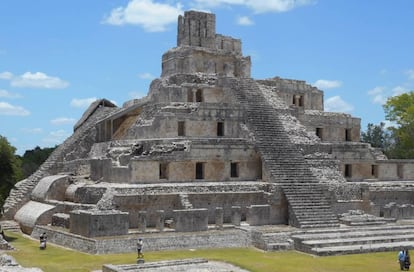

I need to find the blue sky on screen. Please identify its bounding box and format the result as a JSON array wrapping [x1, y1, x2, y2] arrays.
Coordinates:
[[0, 0, 413, 155]]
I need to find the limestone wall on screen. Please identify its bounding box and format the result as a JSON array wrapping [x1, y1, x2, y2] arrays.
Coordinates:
[[188, 192, 266, 223], [32, 225, 251, 254], [151, 84, 238, 104], [90, 140, 261, 183], [112, 194, 181, 227], [301, 111, 361, 142], [376, 160, 414, 180], [69, 209, 129, 237], [177, 11, 216, 49], [161, 48, 250, 78], [257, 78, 323, 111]]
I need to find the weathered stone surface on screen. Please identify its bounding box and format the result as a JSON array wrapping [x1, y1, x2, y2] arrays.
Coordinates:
[[247, 205, 270, 226], [69, 209, 129, 237], [5, 9, 414, 258], [14, 201, 56, 234], [173, 209, 208, 232], [31, 175, 70, 202]]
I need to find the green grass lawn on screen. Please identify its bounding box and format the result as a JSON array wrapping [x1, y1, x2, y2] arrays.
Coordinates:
[[4, 231, 404, 272]]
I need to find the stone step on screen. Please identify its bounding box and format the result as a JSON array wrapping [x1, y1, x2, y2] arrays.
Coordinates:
[[312, 241, 414, 256], [234, 79, 339, 228], [292, 225, 414, 255], [0, 220, 21, 233]]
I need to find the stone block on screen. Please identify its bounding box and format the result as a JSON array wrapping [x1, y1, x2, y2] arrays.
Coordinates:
[[70, 209, 129, 237], [31, 175, 70, 201], [52, 213, 70, 229], [173, 209, 208, 232], [246, 205, 270, 226], [231, 206, 241, 226], [155, 210, 165, 232], [138, 211, 147, 233], [14, 201, 57, 234], [215, 207, 223, 229]]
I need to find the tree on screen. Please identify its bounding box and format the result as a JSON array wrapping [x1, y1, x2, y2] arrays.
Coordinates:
[[383, 91, 414, 158], [361, 122, 388, 148], [0, 136, 22, 207], [20, 146, 55, 178]]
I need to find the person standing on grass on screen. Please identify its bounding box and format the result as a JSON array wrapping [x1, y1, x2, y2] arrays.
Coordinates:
[[404, 250, 411, 270], [399, 250, 407, 270], [137, 238, 144, 258]]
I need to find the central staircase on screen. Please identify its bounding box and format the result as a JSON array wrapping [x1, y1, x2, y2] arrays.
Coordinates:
[[231, 78, 339, 228]]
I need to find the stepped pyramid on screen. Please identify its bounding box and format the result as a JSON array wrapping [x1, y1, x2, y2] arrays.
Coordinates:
[[4, 10, 414, 255]]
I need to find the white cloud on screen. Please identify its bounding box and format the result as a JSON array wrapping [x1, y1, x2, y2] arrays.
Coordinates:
[[367, 86, 387, 105], [0, 89, 22, 99], [103, 0, 183, 32], [11, 72, 69, 89], [70, 97, 97, 108], [237, 16, 254, 26], [0, 101, 30, 116], [138, 72, 155, 80], [50, 117, 76, 125], [405, 69, 414, 80], [21, 128, 43, 134], [42, 129, 70, 145], [313, 79, 342, 89], [0, 71, 13, 80], [324, 96, 354, 113], [192, 0, 315, 13]]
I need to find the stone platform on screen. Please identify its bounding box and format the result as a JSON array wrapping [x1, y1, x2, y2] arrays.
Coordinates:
[[103, 258, 249, 272], [31, 225, 251, 254]]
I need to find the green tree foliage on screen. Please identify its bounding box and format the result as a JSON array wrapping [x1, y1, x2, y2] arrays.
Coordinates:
[[20, 146, 55, 178], [383, 91, 414, 158], [0, 136, 22, 207], [361, 122, 389, 148], [361, 122, 395, 158]]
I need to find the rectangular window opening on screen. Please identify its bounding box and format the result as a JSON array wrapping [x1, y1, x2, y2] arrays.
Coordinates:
[[196, 162, 204, 180], [196, 89, 203, 102], [397, 164, 404, 179], [159, 163, 168, 180], [345, 128, 352, 141], [299, 95, 304, 107], [231, 162, 239, 178], [217, 122, 224, 137], [316, 128, 323, 139], [371, 165, 378, 178], [178, 121, 185, 136], [345, 164, 352, 178]]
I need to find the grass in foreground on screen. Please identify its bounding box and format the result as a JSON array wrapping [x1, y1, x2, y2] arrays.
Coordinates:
[[4, 231, 403, 272]]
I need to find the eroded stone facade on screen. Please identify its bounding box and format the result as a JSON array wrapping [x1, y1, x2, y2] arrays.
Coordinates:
[[4, 10, 414, 254]]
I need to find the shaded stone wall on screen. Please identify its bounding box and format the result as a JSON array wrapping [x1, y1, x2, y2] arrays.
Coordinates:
[[112, 194, 182, 228], [188, 192, 267, 223]]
